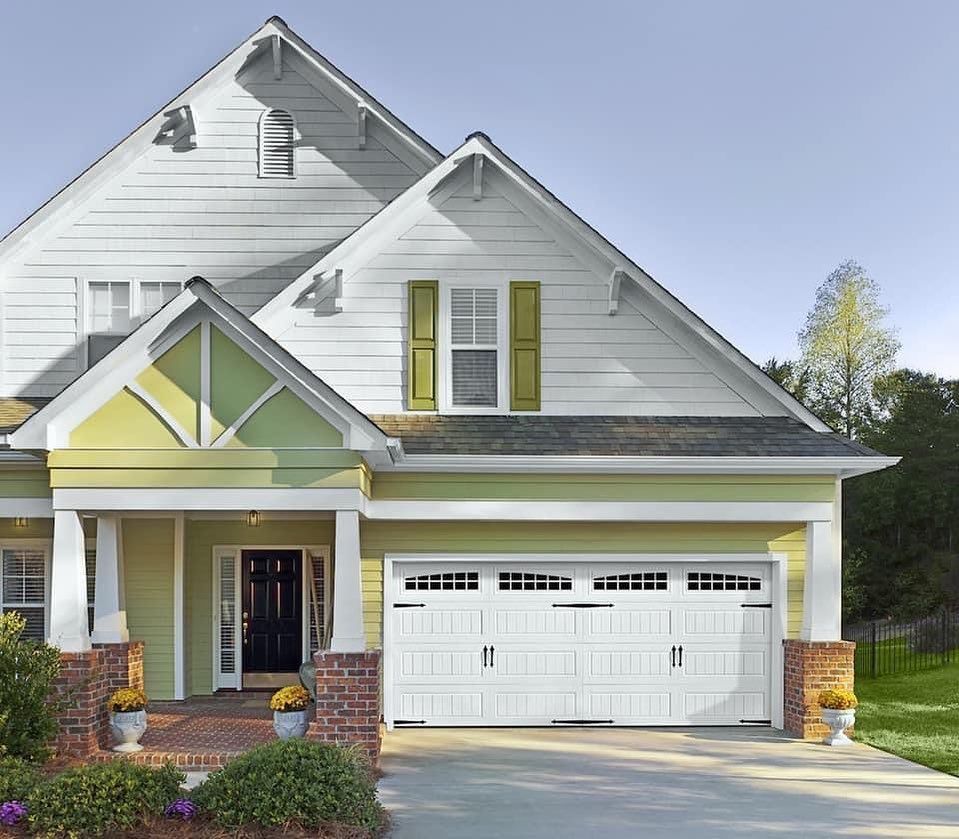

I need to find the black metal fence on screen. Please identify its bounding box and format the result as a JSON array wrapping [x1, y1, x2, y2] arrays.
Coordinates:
[[844, 609, 959, 678]]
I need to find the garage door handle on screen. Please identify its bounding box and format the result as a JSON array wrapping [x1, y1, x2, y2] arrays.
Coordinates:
[[489, 645, 494, 666], [671, 645, 676, 667], [552, 603, 614, 608], [483, 645, 488, 667], [678, 645, 683, 667]]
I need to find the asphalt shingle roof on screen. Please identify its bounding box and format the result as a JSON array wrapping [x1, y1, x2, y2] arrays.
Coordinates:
[[0, 397, 883, 459], [369, 415, 884, 458]]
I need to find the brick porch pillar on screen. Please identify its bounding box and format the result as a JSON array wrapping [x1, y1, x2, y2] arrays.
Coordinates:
[[310, 650, 382, 758], [51, 641, 145, 757], [783, 640, 855, 739]]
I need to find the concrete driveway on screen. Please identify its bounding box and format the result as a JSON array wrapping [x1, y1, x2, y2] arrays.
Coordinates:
[[379, 727, 959, 838]]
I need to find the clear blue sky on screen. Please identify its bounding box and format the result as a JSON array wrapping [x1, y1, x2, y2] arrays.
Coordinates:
[[2, 1, 956, 376]]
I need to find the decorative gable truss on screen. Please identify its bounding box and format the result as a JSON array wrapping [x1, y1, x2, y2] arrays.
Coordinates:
[[10, 279, 395, 461]]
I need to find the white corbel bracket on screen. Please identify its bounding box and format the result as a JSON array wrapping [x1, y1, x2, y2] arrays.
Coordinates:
[[154, 106, 197, 150], [357, 102, 367, 149], [312, 268, 344, 315], [608, 268, 627, 315], [473, 154, 484, 200]]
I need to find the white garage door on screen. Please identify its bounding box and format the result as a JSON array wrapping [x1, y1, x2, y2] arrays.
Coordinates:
[[388, 561, 774, 727]]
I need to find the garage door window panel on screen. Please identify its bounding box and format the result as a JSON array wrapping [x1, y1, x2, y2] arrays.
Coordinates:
[[593, 571, 668, 592], [404, 571, 479, 592], [687, 571, 762, 592], [498, 571, 572, 592]]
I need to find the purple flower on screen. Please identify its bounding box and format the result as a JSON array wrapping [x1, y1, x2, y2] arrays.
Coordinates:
[[164, 798, 197, 821], [0, 801, 27, 826]]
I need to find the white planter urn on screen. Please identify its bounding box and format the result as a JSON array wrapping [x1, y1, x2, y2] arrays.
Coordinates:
[[110, 710, 147, 753], [273, 709, 309, 740], [822, 708, 856, 746]]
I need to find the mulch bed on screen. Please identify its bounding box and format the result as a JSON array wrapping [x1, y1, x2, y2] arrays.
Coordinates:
[[0, 816, 382, 838]]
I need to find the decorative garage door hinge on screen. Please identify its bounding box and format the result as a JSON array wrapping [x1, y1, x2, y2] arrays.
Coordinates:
[[740, 603, 773, 609], [739, 719, 772, 725], [551, 719, 614, 725], [551, 603, 615, 609], [393, 603, 427, 608], [394, 719, 427, 725]]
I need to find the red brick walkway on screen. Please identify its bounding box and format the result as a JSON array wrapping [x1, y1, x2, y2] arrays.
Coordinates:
[[102, 693, 290, 770]]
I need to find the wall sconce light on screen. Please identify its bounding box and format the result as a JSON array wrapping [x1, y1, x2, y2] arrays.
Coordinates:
[[13, 517, 28, 529], [246, 510, 260, 527]]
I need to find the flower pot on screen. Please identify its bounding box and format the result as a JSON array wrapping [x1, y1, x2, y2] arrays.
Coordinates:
[[822, 708, 855, 745], [110, 709, 147, 752], [273, 709, 309, 740]]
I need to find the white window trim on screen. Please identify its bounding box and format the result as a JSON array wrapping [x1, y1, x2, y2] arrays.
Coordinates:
[[212, 544, 330, 692], [0, 539, 53, 640], [437, 277, 509, 414], [80, 279, 184, 368]]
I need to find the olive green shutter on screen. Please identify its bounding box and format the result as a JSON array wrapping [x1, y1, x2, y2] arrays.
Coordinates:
[[509, 281, 541, 411], [408, 280, 438, 410]]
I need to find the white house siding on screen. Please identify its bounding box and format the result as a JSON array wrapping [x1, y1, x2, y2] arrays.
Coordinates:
[[276, 171, 761, 416], [0, 49, 419, 397]]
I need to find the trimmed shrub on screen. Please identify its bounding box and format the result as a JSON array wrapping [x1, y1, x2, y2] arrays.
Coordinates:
[[193, 739, 383, 831], [0, 755, 42, 803], [0, 612, 62, 761], [28, 760, 184, 836]]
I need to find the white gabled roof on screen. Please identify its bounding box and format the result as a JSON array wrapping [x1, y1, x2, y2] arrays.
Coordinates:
[[9, 278, 394, 457], [253, 133, 832, 432], [0, 16, 442, 265]]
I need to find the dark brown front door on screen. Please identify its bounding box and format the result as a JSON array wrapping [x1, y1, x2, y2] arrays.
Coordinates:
[[242, 550, 302, 673]]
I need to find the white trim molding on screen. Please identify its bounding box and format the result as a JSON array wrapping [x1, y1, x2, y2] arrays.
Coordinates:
[[0, 498, 54, 517]]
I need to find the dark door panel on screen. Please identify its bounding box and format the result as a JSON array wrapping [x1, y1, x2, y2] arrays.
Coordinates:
[[242, 549, 302, 673]]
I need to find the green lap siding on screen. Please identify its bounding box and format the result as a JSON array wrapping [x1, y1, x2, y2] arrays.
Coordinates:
[[185, 519, 334, 696], [123, 519, 175, 700], [359, 521, 807, 648], [0, 470, 52, 498]]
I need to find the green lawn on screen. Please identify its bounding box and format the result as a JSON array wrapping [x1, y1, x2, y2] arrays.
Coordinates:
[[855, 662, 959, 776]]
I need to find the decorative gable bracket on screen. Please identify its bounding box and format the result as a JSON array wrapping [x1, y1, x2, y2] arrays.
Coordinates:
[[312, 269, 344, 315], [608, 268, 628, 315], [154, 106, 197, 151]]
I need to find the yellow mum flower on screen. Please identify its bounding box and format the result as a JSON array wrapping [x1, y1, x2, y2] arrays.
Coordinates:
[[109, 687, 148, 712], [270, 685, 310, 712], [818, 688, 858, 710]]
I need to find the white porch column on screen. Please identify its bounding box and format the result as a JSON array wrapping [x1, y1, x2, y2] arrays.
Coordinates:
[[330, 509, 366, 652], [800, 518, 842, 641], [91, 516, 129, 644], [49, 510, 92, 652]]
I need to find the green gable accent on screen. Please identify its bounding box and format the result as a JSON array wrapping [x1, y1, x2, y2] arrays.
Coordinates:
[[70, 389, 184, 448], [509, 281, 540, 411], [135, 326, 201, 441], [225, 387, 343, 448], [407, 280, 438, 410], [210, 325, 276, 440]]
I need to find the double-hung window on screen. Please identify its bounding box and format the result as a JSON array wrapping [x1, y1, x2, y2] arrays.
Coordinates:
[[448, 286, 501, 409], [86, 280, 182, 365], [1, 546, 47, 641]]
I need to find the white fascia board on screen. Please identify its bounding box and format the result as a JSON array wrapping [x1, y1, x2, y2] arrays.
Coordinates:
[[9, 291, 201, 450], [367, 499, 834, 522], [384, 454, 901, 478], [53, 488, 368, 513], [0, 498, 53, 517], [269, 18, 441, 171], [253, 150, 473, 327], [0, 451, 45, 465], [465, 137, 831, 431], [188, 282, 389, 452], [387, 552, 777, 564], [0, 18, 440, 267]]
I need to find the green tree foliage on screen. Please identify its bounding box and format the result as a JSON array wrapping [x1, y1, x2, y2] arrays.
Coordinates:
[[0, 612, 62, 761], [761, 356, 811, 403], [844, 370, 959, 623], [799, 260, 900, 438]]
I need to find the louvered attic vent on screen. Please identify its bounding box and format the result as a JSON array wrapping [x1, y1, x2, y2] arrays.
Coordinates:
[[259, 109, 295, 178]]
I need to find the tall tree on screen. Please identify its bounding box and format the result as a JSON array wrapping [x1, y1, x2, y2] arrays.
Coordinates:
[[844, 370, 959, 622], [799, 260, 899, 438], [761, 357, 811, 404]]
